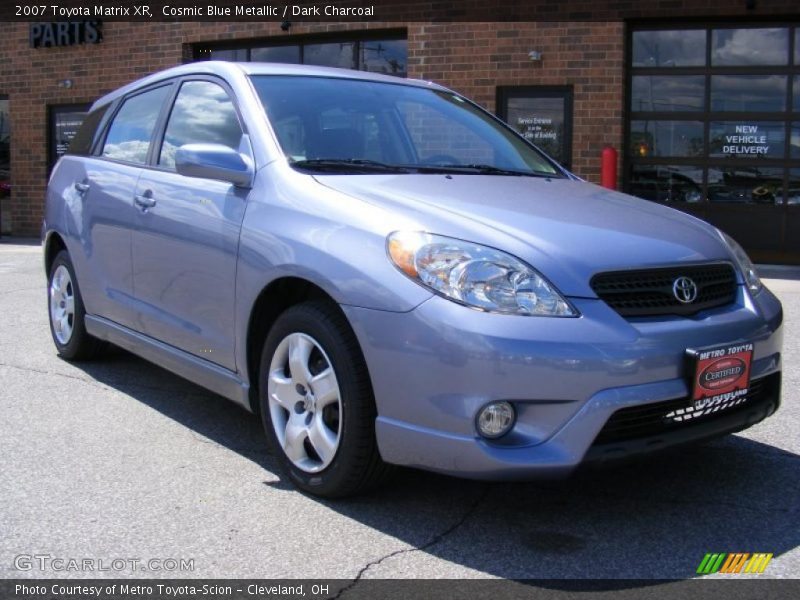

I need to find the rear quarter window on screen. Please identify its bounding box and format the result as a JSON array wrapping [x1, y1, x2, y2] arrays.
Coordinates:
[[102, 85, 171, 165]]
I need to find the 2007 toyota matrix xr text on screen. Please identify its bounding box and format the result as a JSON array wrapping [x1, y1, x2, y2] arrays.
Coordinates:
[[43, 62, 783, 497]]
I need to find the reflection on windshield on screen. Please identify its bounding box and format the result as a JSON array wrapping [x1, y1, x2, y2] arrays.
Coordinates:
[[251, 75, 560, 176]]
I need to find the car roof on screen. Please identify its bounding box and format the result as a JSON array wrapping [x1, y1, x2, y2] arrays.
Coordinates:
[[92, 61, 447, 110]]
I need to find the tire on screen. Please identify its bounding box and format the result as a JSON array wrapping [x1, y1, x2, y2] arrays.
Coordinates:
[[47, 250, 104, 361], [258, 300, 391, 498]]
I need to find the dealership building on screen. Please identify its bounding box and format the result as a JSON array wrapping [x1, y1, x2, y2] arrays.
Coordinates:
[[1, 2, 799, 262]]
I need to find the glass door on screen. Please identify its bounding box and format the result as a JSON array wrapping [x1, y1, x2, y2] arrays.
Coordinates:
[[497, 86, 573, 169]]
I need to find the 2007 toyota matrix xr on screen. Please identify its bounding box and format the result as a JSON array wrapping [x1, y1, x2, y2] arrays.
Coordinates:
[[43, 62, 783, 497]]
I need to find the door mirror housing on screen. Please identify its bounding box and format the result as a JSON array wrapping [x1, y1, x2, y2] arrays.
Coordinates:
[[175, 143, 253, 188]]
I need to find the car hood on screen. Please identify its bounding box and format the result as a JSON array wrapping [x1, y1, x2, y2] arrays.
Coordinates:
[[313, 174, 734, 298]]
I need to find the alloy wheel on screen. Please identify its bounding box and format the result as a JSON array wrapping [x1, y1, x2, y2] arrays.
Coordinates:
[[49, 265, 75, 345], [267, 332, 342, 473]]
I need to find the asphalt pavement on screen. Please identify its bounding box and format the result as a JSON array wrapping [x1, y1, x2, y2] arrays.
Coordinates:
[[1, 239, 798, 582]]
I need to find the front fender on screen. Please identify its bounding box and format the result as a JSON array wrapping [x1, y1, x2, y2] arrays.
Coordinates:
[[233, 163, 434, 383]]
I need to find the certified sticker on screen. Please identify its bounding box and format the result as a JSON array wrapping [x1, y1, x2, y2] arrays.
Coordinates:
[[690, 342, 753, 403]]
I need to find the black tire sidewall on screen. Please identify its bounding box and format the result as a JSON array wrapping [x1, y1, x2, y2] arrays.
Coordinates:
[[258, 302, 376, 497]]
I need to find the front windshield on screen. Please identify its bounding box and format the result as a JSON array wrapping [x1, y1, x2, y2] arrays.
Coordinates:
[[250, 75, 560, 177]]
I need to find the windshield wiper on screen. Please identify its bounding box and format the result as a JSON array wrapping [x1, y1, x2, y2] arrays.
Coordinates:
[[411, 164, 555, 177], [291, 158, 411, 174], [291, 158, 556, 178]]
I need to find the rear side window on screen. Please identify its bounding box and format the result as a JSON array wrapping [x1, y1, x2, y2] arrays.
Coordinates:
[[66, 104, 108, 156], [102, 85, 171, 165], [158, 80, 243, 169]]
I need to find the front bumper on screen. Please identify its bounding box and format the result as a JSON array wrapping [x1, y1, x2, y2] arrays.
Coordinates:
[[342, 284, 783, 479]]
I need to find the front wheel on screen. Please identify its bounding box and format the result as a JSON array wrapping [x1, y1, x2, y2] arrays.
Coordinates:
[[259, 301, 390, 498]]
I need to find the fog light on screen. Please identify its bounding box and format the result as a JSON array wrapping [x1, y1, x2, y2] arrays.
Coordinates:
[[476, 401, 516, 439]]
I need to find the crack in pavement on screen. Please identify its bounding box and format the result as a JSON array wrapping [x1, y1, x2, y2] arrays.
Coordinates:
[[333, 486, 490, 599]]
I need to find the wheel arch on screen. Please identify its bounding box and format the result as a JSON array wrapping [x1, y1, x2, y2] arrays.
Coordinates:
[[43, 231, 67, 276], [244, 276, 361, 414]]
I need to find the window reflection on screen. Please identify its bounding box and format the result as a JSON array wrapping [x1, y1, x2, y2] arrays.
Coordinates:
[[707, 167, 784, 204], [360, 39, 407, 77], [397, 100, 496, 166], [711, 75, 787, 112], [630, 165, 704, 204], [210, 48, 248, 61], [794, 77, 800, 112], [197, 38, 407, 78], [789, 169, 800, 205], [103, 86, 171, 165], [632, 30, 706, 67], [252, 76, 558, 174], [630, 121, 704, 157], [250, 46, 300, 64], [796, 29, 800, 64], [159, 81, 243, 169], [712, 28, 789, 66], [631, 76, 705, 112], [792, 122, 800, 158], [304, 42, 356, 69]]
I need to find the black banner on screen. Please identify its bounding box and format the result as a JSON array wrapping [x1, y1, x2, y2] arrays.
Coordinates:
[[1, 0, 798, 22], [3, 579, 800, 600]]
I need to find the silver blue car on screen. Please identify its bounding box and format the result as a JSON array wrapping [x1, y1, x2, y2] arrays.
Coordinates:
[[43, 62, 783, 497]]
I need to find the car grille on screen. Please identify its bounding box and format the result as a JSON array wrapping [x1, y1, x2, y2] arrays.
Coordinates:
[[591, 373, 778, 446], [590, 263, 738, 317]]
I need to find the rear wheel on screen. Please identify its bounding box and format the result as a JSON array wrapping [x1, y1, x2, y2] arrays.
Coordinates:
[[259, 301, 390, 498], [48, 250, 104, 360]]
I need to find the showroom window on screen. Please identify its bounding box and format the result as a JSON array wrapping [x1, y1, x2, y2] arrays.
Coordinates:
[[627, 24, 800, 262], [195, 32, 407, 77]]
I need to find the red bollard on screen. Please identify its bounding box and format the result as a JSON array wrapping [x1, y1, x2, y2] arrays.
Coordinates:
[[601, 146, 618, 190]]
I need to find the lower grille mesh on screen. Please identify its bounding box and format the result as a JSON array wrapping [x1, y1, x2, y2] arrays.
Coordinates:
[[592, 373, 778, 446]]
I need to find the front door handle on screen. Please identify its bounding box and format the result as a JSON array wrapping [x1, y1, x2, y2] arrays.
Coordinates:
[[134, 191, 156, 210], [74, 182, 90, 194]]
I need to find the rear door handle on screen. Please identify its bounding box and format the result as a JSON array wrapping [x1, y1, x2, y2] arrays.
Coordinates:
[[134, 192, 156, 210], [74, 182, 90, 194]]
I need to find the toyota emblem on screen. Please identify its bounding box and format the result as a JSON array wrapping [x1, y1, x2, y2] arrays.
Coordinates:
[[672, 276, 698, 304]]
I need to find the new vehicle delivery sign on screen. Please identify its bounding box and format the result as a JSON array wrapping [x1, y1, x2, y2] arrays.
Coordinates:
[[690, 342, 754, 402]]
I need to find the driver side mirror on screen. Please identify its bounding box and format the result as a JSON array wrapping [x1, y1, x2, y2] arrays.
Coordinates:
[[175, 143, 253, 188]]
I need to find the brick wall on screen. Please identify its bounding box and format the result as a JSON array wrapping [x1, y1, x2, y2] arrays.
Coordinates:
[[0, 13, 792, 235]]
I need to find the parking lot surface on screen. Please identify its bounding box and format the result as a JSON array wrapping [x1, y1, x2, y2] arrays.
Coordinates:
[[1, 240, 798, 581]]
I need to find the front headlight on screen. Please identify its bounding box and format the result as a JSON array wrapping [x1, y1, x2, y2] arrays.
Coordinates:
[[718, 230, 762, 294], [387, 231, 577, 316]]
